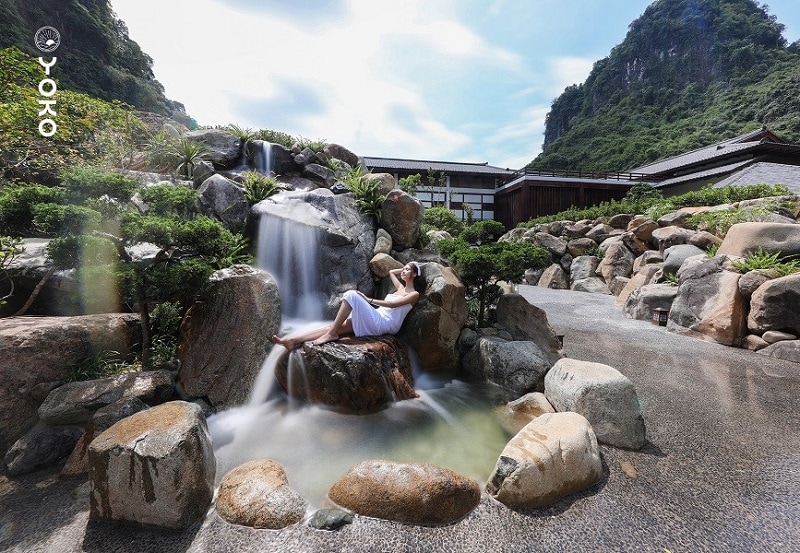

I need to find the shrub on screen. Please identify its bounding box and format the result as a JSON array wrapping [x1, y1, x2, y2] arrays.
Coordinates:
[[422, 206, 464, 237], [138, 183, 199, 218], [242, 171, 284, 204], [32, 203, 102, 236], [686, 207, 774, 237], [732, 248, 800, 276], [60, 166, 139, 204], [345, 165, 385, 223], [46, 234, 119, 269], [0, 183, 66, 235], [399, 174, 421, 195], [461, 219, 506, 244]]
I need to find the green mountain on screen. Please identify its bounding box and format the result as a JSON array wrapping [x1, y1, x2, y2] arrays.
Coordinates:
[[0, 0, 192, 126], [531, 0, 800, 172]]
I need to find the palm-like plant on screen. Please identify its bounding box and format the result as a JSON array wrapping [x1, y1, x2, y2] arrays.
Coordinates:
[[164, 138, 210, 179]]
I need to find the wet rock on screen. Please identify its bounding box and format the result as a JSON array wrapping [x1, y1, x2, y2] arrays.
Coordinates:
[[381, 190, 424, 250], [327, 460, 480, 525], [88, 401, 215, 530], [92, 396, 149, 432], [545, 358, 646, 450], [275, 335, 417, 414], [216, 459, 307, 529], [0, 313, 141, 456], [3, 425, 82, 476], [494, 392, 555, 435], [308, 508, 354, 531], [38, 370, 174, 426], [462, 337, 553, 401], [486, 412, 601, 509], [178, 265, 280, 410], [747, 273, 800, 335]]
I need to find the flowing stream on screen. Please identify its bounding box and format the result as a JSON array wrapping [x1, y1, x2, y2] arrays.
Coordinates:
[[207, 201, 509, 507]]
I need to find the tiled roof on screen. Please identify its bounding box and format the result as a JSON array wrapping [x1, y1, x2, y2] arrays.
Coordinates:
[[653, 160, 753, 188], [712, 162, 800, 195], [363, 156, 514, 176]]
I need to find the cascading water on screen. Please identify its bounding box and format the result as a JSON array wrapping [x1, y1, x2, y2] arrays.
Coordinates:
[[256, 141, 274, 176], [207, 204, 510, 507]]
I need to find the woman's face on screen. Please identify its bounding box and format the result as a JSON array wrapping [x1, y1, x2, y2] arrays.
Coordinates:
[[401, 264, 415, 281]]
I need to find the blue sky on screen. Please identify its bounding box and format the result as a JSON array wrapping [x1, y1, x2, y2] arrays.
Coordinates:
[[110, 0, 800, 170]]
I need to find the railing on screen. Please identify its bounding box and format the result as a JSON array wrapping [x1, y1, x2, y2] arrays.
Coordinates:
[[503, 167, 658, 185]]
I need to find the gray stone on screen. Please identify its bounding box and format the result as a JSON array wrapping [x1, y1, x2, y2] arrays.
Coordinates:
[[571, 277, 612, 294], [494, 294, 563, 365], [651, 226, 697, 252], [623, 283, 678, 322], [462, 337, 554, 401], [38, 370, 175, 426], [197, 174, 250, 232], [608, 213, 634, 229], [757, 340, 800, 363], [92, 396, 149, 432], [689, 230, 722, 251], [486, 412, 602, 509], [538, 264, 569, 289], [3, 426, 82, 476], [494, 392, 556, 435], [545, 358, 646, 449], [585, 223, 614, 242], [184, 128, 241, 167], [748, 273, 800, 335], [374, 228, 393, 255], [662, 245, 707, 276], [363, 173, 396, 196], [328, 460, 481, 525], [533, 233, 568, 257], [308, 509, 354, 531], [216, 460, 307, 529], [657, 210, 693, 228], [633, 250, 664, 273], [567, 237, 598, 257], [302, 163, 336, 187], [381, 190, 424, 250], [596, 242, 635, 283], [88, 401, 216, 530], [570, 255, 601, 283], [323, 143, 360, 167], [762, 330, 798, 343], [738, 269, 778, 297], [564, 222, 592, 238]]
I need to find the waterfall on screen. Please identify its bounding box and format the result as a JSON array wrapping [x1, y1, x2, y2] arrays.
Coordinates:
[[258, 141, 273, 176], [256, 209, 325, 321]]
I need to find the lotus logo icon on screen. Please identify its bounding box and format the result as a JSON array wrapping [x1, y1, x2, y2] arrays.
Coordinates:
[[34, 27, 61, 53]]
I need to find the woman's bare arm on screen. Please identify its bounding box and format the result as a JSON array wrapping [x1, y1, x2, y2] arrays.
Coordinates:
[[388, 267, 403, 292]]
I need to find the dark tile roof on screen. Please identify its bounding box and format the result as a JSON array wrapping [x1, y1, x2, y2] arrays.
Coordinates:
[[652, 160, 753, 188], [363, 156, 515, 176], [713, 162, 800, 195]]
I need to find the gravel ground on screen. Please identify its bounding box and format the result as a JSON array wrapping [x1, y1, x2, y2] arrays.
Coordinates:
[[1, 286, 799, 552]]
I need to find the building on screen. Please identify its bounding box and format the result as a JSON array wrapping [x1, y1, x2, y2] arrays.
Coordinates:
[[362, 157, 513, 221], [367, 127, 800, 229]]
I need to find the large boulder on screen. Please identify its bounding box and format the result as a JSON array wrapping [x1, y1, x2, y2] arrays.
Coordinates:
[[184, 128, 241, 167], [327, 460, 481, 525], [662, 244, 706, 276], [494, 392, 555, 435], [38, 369, 175, 426], [494, 293, 563, 366], [485, 412, 602, 509], [3, 425, 82, 476], [215, 460, 307, 529], [757, 340, 800, 363], [667, 256, 747, 346], [381, 190, 424, 250], [323, 143, 359, 167], [0, 313, 141, 456], [537, 264, 568, 289], [572, 277, 611, 294], [569, 255, 601, 283], [616, 264, 662, 306], [178, 265, 280, 410], [88, 401, 216, 530], [462, 337, 553, 401], [397, 263, 468, 374], [651, 226, 697, 252], [197, 174, 250, 232], [717, 222, 800, 258], [253, 189, 376, 318], [544, 358, 646, 450], [274, 336, 417, 414], [532, 233, 567, 257], [596, 242, 635, 283], [747, 273, 800, 335], [623, 283, 678, 322]]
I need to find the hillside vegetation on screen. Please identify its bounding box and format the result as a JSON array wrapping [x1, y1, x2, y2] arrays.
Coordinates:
[[532, 0, 800, 171]]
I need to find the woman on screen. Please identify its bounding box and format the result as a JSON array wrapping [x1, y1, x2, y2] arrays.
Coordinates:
[[271, 262, 422, 349]]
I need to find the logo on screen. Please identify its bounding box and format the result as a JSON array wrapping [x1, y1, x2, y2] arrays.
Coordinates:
[[34, 26, 61, 53]]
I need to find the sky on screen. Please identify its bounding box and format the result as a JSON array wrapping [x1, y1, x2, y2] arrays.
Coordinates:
[[109, 0, 800, 170]]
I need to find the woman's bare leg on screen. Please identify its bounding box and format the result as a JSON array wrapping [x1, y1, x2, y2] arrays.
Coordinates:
[[312, 300, 355, 345]]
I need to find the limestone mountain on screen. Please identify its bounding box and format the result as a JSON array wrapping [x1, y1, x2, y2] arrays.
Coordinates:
[[531, 0, 800, 172], [0, 0, 192, 126]]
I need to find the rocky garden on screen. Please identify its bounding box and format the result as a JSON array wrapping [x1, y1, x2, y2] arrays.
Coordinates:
[[0, 125, 797, 541]]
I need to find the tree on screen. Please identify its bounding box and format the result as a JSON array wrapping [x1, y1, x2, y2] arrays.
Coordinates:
[[438, 236, 548, 327]]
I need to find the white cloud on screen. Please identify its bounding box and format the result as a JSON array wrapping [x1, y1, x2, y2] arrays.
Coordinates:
[[546, 56, 595, 97]]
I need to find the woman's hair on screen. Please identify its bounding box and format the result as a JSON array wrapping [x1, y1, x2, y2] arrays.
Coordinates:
[[410, 261, 422, 276]]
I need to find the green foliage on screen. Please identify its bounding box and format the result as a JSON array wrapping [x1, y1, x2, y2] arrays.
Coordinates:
[[461, 219, 506, 244], [0, 183, 66, 235], [163, 138, 210, 179], [531, 0, 800, 171], [625, 183, 663, 202], [523, 184, 790, 226], [46, 234, 119, 270], [399, 174, 422, 195], [138, 184, 199, 218], [685, 206, 774, 237], [422, 206, 464, 237], [31, 203, 102, 236], [344, 166, 386, 223], [706, 243, 720, 258], [663, 272, 680, 286], [438, 237, 549, 326], [222, 124, 256, 142], [0, 235, 24, 308], [253, 128, 296, 148], [732, 248, 800, 276], [60, 166, 139, 204], [242, 171, 284, 204], [69, 350, 133, 382]]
